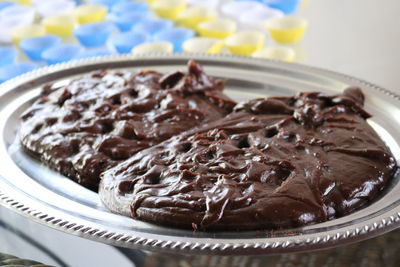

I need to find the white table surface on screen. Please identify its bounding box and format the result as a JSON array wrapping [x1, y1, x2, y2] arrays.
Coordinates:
[[298, 0, 400, 93]]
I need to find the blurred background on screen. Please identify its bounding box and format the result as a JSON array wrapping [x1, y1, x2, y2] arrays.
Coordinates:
[[0, 0, 398, 92]]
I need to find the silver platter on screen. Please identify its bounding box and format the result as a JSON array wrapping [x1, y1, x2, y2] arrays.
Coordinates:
[[0, 54, 399, 255]]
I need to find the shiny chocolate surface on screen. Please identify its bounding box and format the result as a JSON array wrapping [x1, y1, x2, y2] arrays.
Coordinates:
[[19, 61, 235, 190], [100, 88, 397, 230]]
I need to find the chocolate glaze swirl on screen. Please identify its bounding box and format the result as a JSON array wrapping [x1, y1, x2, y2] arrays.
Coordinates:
[[100, 88, 397, 230], [20, 61, 236, 190]]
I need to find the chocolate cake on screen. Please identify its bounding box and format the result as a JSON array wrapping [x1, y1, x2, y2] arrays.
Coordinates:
[[100, 88, 397, 230], [20, 61, 236, 190]]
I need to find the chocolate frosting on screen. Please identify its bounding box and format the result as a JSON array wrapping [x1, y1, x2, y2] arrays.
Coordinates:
[[100, 88, 397, 230], [20, 61, 236, 190]]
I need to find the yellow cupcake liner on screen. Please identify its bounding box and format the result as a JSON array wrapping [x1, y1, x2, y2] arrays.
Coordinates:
[[151, 0, 187, 21], [42, 14, 76, 38], [73, 4, 107, 24], [11, 24, 46, 44], [183, 37, 224, 54], [132, 42, 174, 55], [17, 0, 31, 5], [252, 46, 295, 62], [266, 16, 308, 44], [225, 31, 265, 56], [178, 6, 217, 31], [197, 18, 236, 39]]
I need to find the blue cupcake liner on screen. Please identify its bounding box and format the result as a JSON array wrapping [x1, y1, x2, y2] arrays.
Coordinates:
[[20, 35, 61, 61], [111, 31, 149, 54], [74, 22, 115, 47], [107, 12, 149, 32], [0, 62, 37, 83], [0, 46, 17, 67], [111, 1, 148, 15], [153, 27, 195, 52], [42, 44, 83, 65], [89, 0, 128, 10], [132, 19, 174, 35], [263, 0, 301, 14], [0, 2, 16, 11]]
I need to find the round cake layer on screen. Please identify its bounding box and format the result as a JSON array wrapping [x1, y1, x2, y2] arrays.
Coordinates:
[[100, 88, 397, 230]]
